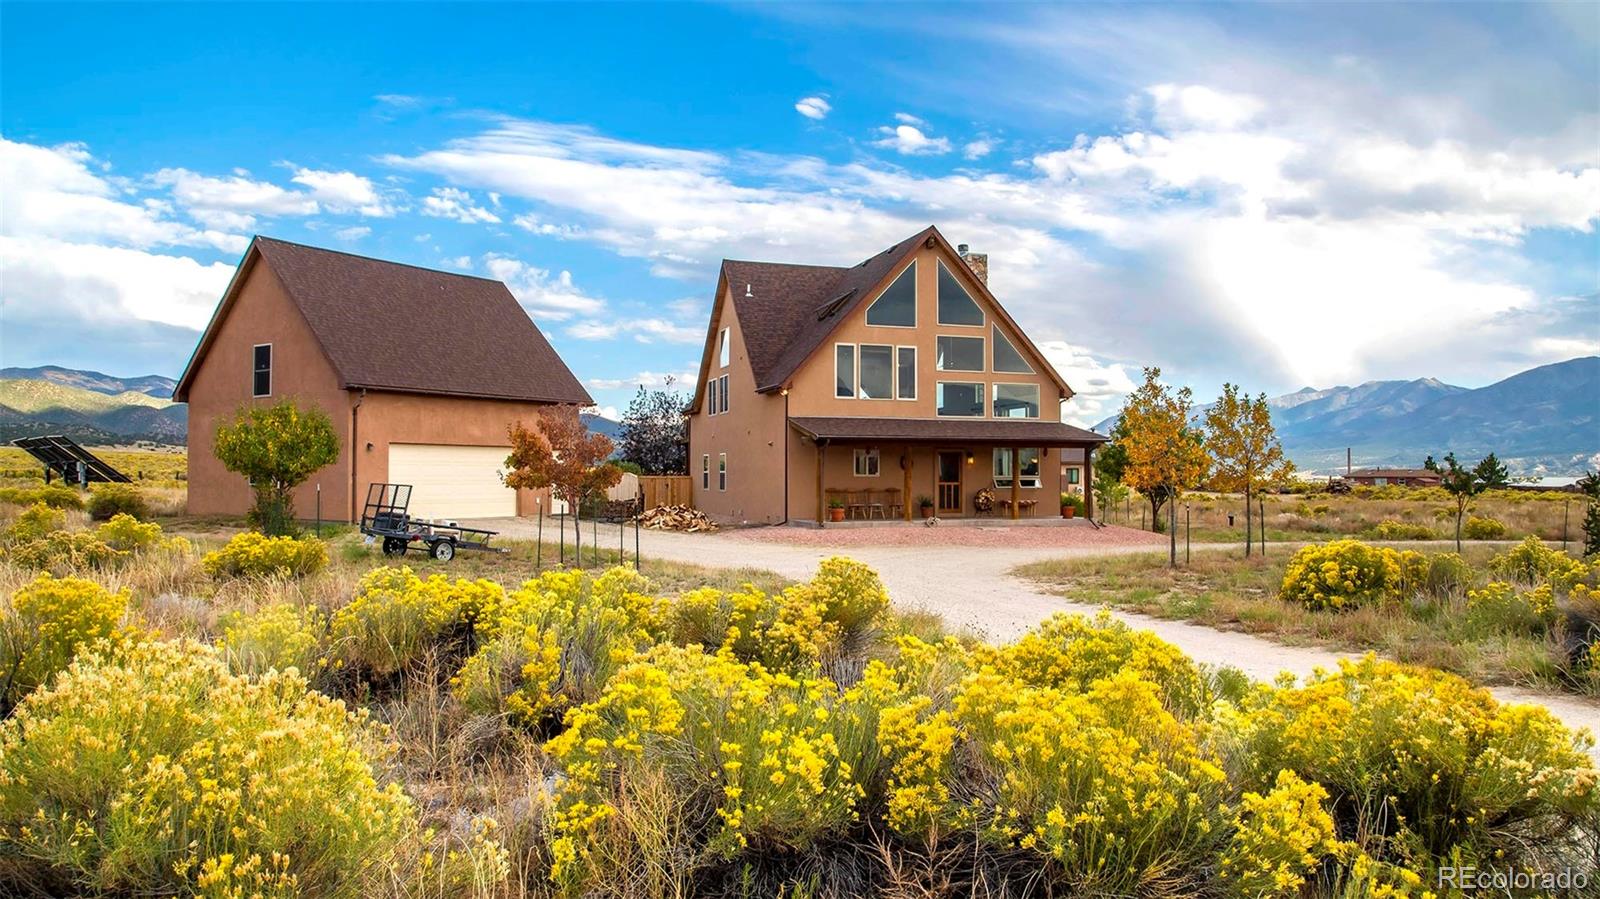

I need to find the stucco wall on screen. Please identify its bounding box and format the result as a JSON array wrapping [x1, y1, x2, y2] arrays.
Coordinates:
[[688, 295, 789, 523], [184, 257, 352, 520], [791, 440, 1064, 523]]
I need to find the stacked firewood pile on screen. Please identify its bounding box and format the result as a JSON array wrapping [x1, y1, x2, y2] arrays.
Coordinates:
[[636, 504, 719, 532]]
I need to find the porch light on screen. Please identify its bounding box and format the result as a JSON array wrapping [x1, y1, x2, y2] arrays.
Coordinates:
[[965, 452, 974, 465]]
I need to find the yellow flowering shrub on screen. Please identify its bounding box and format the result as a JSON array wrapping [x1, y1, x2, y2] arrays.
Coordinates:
[[95, 511, 163, 551], [1465, 581, 1558, 634], [202, 531, 328, 579], [331, 565, 501, 679], [453, 567, 664, 723], [1219, 770, 1344, 896], [1279, 539, 1405, 611], [3, 529, 123, 573], [4, 501, 65, 542], [803, 555, 891, 644], [668, 584, 832, 672], [1488, 535, 1579, 585], [998, 611, 1210, 717], [545, 645, 871, 890], [219, 602, 329, 679], [1227, 656, 1598, 867], [0, 573, 129, 711], [1461, 515, 1508, 540], [0, 639, 413, 897]]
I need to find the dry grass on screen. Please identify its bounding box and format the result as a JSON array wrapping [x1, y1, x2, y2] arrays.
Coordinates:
[[1015, 544, 1597, 695], [0, 446, 186, 486], [1100, 487, 1582, 544]]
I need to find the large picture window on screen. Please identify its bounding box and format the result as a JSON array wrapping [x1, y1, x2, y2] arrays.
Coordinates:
[[865, 262, 916, 327], [858, 345, 893, 399], [853, 448, 880, 477], [936, 382, 984, 417], [896, 346, 916, 400], [992, 325, 1034, 374], [835, 345, 854, 398], [993, 383, 1040, 418], [252, 344, 272, 398], [937, 260, 984, 326], [994, 448, 1041, 489], [936, 335, 984, 372]]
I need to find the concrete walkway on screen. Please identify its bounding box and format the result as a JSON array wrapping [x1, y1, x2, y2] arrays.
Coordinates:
[[471, 518, 1600, 744]]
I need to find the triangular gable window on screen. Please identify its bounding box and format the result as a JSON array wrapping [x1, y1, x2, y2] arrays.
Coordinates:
[[937, 260, 984, 326], [865, 261, 916, 327], [992, 325, 1034, 374]]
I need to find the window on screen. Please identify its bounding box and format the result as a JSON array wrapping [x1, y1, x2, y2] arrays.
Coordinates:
[[718, 453, 727, 491], [707, 377, 719, 415], [994, 448, 1042, 489], [1065, 467, 1081, 485], [936, 382, 984, 417], [835, 344, 855, 398], [853, 448, 880, 477], [718, 327, 730, 367], [993, 383, 1040, 418], [858, 344, 893, 399], [865, 261, 917, 327], [936, 335, 984, 372], [992, 325, 1034, 373], [896, 346, 917, 400], [937, 260, 984, 326], [252, 344, 272, 397], [702, 454, 710, 489], [718, 374, 729, 413]]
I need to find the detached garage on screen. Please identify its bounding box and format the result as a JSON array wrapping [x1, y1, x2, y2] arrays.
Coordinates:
[[174, 236, 592, 522]]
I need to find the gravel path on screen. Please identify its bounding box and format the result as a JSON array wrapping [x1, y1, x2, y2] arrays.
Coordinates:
[[470, 517, 1600, 745]]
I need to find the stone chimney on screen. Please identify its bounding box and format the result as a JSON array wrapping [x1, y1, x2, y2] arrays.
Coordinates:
[[957, 242, 988, 285]]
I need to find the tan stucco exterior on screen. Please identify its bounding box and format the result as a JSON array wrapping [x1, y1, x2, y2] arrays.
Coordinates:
[[690, 240, 1086, 525], [183, 255, 557, 522]]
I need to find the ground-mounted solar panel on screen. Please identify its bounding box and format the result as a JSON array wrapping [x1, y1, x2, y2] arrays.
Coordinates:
[[10, 435, 132, 484]]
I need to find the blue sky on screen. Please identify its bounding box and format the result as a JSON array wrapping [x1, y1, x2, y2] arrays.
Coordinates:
[[2, 1, 1596, 423]]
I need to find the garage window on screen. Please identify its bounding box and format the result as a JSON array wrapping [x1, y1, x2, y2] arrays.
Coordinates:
[[252, 344, 272, 397]]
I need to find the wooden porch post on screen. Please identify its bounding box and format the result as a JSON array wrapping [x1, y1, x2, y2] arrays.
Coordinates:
[[815, 439, 826, 528], [1084, 445, 1095, 521], [1009, 446, 1020, 520], [902, 449, 913, 521]]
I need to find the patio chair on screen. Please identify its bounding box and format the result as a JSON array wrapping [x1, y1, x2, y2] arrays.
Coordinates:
[[846, 490, 868, 520], [884, 488, 903, 519], [865, 490, 887, 519]]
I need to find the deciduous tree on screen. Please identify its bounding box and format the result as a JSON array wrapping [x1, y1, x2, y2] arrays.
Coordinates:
[[617, 380, 689, 475], [1440, 452, 1485, 552], [213, 399, 339, 535], [504, 405, 624, 553], [1118, 368, 1207, 537], [1204, 384, 1293, 556]]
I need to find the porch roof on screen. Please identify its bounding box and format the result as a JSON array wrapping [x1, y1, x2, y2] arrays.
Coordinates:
[[789, 416, 1108, 447]]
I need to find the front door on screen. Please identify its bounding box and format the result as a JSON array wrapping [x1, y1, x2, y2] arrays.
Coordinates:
[[936, 450, 963, 514]]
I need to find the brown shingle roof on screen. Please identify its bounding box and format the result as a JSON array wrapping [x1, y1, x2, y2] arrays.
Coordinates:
[[789, 416, 1108, 446], [711, 226, 1069, 399], [176, 237, 590, 405]]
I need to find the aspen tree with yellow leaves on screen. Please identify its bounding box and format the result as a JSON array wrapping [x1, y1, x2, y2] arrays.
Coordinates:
[[1204, 384, 1293, 556]]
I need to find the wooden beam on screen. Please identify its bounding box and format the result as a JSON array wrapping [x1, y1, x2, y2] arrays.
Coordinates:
[[815, 439, 826, 528], [1084, 446, 1095, 521], [1010, 446, 1020, 520], [902, 449, 913, 521]]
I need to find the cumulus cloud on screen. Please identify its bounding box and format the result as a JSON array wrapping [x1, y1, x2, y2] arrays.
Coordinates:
[[567, 317, 702, 344], [1037, 341, 1141, 427], [963, 138, 996, 160], [334, 225, 370, 241], [290, 168, 394, 216], [873, 123, 952, 156], [421, 187, 501, 224], [795, 96, 832, 120], [585, 370, 697, 391], [481, 253, 602, 319]]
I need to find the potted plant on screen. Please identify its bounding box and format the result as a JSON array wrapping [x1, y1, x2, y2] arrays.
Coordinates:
[[916, 495, 934, 519], [827, 497, 846, 522], [1061, 492, 1084, 519]]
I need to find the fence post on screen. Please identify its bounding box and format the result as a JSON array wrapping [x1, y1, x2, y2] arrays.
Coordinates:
[[1260, 496, 1267, 553], [1563, 499, 1570, 552], [1186, 504, 1191, 564], [536, 498, 543, 569], [315, 484, 321, 538], [575, 498, 582, 569], [592, 514, 598, 569]]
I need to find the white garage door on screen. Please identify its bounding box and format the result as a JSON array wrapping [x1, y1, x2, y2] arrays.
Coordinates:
[[387, 444, 516, 519]]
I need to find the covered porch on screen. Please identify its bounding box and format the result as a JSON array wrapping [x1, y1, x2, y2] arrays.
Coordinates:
[[789, 416, 1107, 527]]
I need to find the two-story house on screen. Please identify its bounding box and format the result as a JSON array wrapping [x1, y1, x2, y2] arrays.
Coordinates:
[[687, 226, 1105, 525]]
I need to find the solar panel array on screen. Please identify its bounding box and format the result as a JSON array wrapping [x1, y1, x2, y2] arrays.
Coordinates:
[[10, 435, 131, 484]]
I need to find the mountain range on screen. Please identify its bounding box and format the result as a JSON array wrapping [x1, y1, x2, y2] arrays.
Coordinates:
[[1092, 356, 1598, 477]]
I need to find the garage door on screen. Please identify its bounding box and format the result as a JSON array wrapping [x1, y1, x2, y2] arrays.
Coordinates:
[[387, 444, 516, 519]]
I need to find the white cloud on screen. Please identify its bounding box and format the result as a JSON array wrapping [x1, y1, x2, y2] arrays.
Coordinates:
[[893, 112, 925, 126], [1037, 341, 1140, 427], [1147, 84, 1263, 129], [290, 168, 394, 216], [0, 236, 234, 331], [795, 96, 832, 120], [963, 138, 996, 160], [873, 124, 952, 156], [567, 317, 702, 344], [481, 253, 602, 320], [421, 187, 501, 224], [150, 167, 319, 230], [585, 370, 697, 391], [443, 255, 473, 270], [334, 226, 370, 241]]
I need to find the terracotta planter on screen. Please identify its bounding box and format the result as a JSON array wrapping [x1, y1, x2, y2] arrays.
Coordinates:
[[1063, 506, 1076, 519], [920, 505, 934, 519], [829, 508, 845, 522]]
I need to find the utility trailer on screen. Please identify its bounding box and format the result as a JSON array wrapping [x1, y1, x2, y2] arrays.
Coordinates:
[[358, 483, 505, 561]]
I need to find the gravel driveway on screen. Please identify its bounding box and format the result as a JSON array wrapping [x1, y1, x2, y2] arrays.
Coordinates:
[[471, 517, 1600, 744]]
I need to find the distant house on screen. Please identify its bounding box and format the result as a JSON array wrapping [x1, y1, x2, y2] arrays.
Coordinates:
[[687, 225, 1106, 525], [174, 237, 590, 521], [1343, 467, 1443, 487]]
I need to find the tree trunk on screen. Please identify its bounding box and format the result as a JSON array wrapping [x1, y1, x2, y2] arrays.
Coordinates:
[[1150, 496, 1165, 533], [1455, 500, 1464, 553], [1244, 486, 1253, 557]]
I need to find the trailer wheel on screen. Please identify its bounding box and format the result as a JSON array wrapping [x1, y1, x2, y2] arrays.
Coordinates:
[[430, 539, 456, 562], [382, 537, 407, 556]]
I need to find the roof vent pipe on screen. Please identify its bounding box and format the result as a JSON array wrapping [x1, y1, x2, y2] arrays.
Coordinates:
[[745, 283, 753, 297]]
